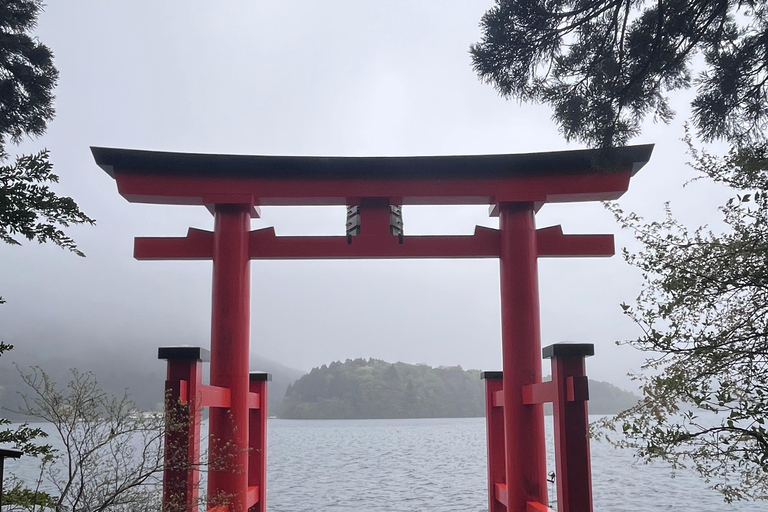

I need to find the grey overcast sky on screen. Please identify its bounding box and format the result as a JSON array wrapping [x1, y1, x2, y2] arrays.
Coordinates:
[[0, 1, 734, 388]]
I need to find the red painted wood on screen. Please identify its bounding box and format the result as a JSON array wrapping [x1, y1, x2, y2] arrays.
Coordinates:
[[135, 228, 214, 260], [526, 501, 557, 512], [134, 236, 209, 260], [566, 375, 589, 402], [246, 486, 259, 508], [135, 227, 499, 260], [199, 385, 231, 408], [248, 377, 268, 512], [165, 379, 187, 404], [493, 389, 505, 408], [522, 381, 556, 405], [163, 359, 203, 512], [484, 375, 506, 512], [495, 483, 509, 508], [499, 202, 548, 512], [207, 204, 251, 512], [135, 224, 614, 261], [551, 354, 593, 512], [535, 225, 614, 258], [249, 226, 501, 259], [114, 171, 633, 207], [357, 198, 391, 235], [247, 392, 261, 410]]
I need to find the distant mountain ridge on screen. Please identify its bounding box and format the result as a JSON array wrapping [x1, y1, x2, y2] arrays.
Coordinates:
[[279, 358, 638, 419]]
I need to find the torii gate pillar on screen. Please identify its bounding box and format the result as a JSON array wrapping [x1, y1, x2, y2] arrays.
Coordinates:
[[208, 204, 252, 508], [499, 202, 548, 507]]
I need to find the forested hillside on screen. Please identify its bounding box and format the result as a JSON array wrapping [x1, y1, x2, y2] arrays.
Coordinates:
[[279, 358, 638, 419], [280, 358, 484, 419], [584, 379, 640, 415]]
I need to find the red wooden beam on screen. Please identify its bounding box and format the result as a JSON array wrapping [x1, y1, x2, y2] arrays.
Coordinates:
[[494, 483, 508, 508], [135, 228, 213, 260], [135, 226, 500, 260], [113, 170, 635, 207], [249, 226, 501, 259], [165, 379, 188, 404], [522, 381, 556, 405], [536, 225, 614, 257], [135, 224, 614, 261], [493, 389, 504, 408], [567, 375, 589, 402], [527, 501, 557, 512], [199, 385, 231, 409], [248, 392, 260, 410], [246, 486, 259, 507]]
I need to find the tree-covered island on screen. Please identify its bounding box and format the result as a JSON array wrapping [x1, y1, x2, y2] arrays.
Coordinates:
[[279, 358, 637, 419]]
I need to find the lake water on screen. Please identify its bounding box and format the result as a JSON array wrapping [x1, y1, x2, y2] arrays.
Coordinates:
[[4, 416, 765, 511]]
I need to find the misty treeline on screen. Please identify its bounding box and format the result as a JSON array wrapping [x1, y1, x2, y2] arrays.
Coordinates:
[[0, 344, 304, 421], [280, 359, 484, 419], [279, 358, 638, 419]]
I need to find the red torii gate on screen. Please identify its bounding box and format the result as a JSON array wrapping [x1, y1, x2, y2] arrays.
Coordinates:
[[93, 144, 652, 512]]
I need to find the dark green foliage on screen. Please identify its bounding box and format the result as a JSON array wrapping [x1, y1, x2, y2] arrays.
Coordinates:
[[0, 0, 92, 257], [0, 419, 49, 458], [0, 150, 94, 255], [471, 0, 768, 146], [0, 0, 56, 155], [598, 143, 768, 501], [1, 482, 56, 510], [279, 358, 638, 420]]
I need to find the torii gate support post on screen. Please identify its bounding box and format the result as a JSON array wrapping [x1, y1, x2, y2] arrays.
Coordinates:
[[159, 346, 207, 512], [491, 343, 595, 512], [546, 343, 594, 512], [208, 204, 252, 510], [499, 202, 548, 511], [482, 371, 506, 512], [248, 372, 270, 512]]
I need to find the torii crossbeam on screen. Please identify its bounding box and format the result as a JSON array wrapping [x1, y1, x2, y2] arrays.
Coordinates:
[[93, 144, 652, 512]]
